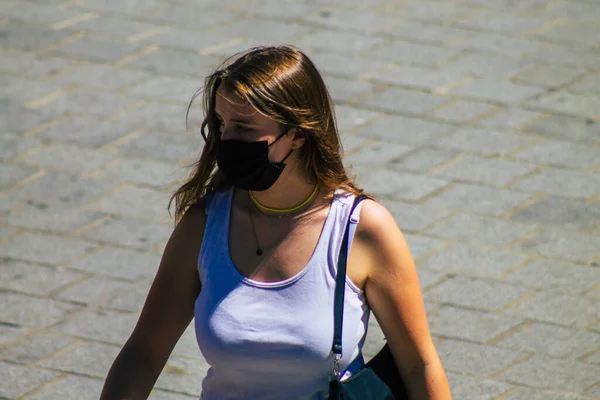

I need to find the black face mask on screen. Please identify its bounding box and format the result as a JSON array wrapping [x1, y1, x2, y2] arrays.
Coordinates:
[[216, 131, 294, 191]]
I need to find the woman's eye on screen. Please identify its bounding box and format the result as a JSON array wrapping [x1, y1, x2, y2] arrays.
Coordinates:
[[236, 125, 252, 133]]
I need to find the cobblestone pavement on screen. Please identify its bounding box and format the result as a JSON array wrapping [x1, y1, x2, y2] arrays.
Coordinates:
[[1, 0, 600, 398]]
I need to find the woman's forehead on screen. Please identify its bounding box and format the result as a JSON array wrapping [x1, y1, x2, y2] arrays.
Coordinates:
[[215, 88, 256, 118]]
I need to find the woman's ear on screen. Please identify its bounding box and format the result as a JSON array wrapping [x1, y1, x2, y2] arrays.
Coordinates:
[[290, 128, 306, 149]]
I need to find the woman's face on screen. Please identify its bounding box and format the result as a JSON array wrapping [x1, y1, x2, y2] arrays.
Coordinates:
[[214, 87, 298, 163]]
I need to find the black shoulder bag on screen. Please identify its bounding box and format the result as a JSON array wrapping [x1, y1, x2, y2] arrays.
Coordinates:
[[328, 195, 409, 400]]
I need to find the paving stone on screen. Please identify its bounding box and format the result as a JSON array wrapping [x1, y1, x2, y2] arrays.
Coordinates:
[[496, 354, 600, 392], [424, 183, 535, 216], [16, 143, 116, 174], [512, 168, 599, 199], [308, 53, 389, 79], [584, 349, 600, 365], [115, 131, 200, 163], [0, 49, 75, 78], [506, 291, 600, 328], [528, 92, 600, 120], [66, 246, 161, 281], [502, 259, 600, 294], [303, 5, 399, 30], [357, 87, 451, 115], [52, 36, 144, 63], [354, 115, 453, 145], [0, 324, 28, 346], [104, 282, 149, 312], [170, 323, 203, 360], [426, 213, 538, 247], [513, 65, 584, 89], [437, 338, 526, 376], [0, 293, 79, 328], [390, 2, 477, 23], [511, 139, 600, 169], [56, 276, 128, 305], [514, 229, 600, 263], [127, 48, 222, 77], [511, 196, 600, 230], [7, 172, 119, 208], [415, 268, 446, 290], [567, 73, 600, 95], [390, 147, 458, 173], [403, 234, 445, 259], [66, 15, 161, 38], [453, 32, 542, 56], [523, 115, 600, 143], [0, 331, 75, 363], [40, 88, 141, 118], [154, 355, 208, 397], [129, 76, 202, 104], [0, 193, 19, 215], [40, 340, 121, 378], [72, 0, 160, 16], [0, 260, 83, 296], [502, 387, 590, 400], [85, 186, 171, 221], [384, 21, 472, 45], [0, 20, 72, 51], [443, 53, 532, 79], [476, 107, 545, 131], [378, 199, 453, 232], [0, 361, 60, 398], [0, 233, 97, 265], [322, 76, 375, 103], [136, 27, 237, 54], [433, 128, 536, 156], [145, 4, 235, 29], [424, 276, 531, 311], [0, 133, 44, 161], [524, 43, 600, 69], [296, 29, 386, 54], [93, 158, 179, 187], [0, 164, 38, 190], [428, 306, 525, 343], [445, 373, 513, 399], [367, 41, 459, 67], [80, 216, 172, 250], [51, 63, 152, 90], [353, 166, 450, 201], [1, 75, 67, 106], [345, 141, 413, 165], [453, 10, 548, 36], [367, 64, 468, 93], [333, 105, 381, 133], [433, 154, 537, 187], [420, 243, 528, 278], [116, 101, 198, 134], [546, 0, 600, 22], [496, 322, 600, 359], [430, 100, 494, 123], [55, 309, 137, 345], [1, 1, 86, 25], [450, 78, 543, 104], [0, 99, 53, 134], [25, 375, 104, 400], [535, 21, 600, 47], [36, 116, 137, 147]]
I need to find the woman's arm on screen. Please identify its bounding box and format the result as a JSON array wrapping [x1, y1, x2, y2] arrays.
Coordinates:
[[100, 202, 206, 400], [350, 200, 452, 400]]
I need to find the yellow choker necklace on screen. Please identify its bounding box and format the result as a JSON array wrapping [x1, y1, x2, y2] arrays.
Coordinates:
[[249, 183, 320, 214]]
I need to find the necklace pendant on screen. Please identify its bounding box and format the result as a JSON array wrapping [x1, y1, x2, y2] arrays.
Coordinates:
[[256, 248, 263, 256]]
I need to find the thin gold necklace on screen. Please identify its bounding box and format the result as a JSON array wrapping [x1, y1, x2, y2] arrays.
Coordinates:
[[249, 183, 320, 214]]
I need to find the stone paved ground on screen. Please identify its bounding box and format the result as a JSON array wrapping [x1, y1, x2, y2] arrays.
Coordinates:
[[1, 0, 599, 398]]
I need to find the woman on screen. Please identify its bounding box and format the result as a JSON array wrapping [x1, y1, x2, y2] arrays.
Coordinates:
[[100, 46, 451, 400]]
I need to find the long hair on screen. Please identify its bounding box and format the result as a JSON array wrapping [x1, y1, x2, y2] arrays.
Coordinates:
[[169, 45, 366, 222]]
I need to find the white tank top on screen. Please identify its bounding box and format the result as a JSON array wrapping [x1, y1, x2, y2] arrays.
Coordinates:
[[194, 187, 370, 400]]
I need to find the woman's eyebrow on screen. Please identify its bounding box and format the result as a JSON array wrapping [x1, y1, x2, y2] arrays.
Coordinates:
[[215, 112, 255, 124]]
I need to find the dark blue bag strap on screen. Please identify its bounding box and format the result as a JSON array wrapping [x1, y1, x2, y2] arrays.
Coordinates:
[[331, 194, 368, 357]]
